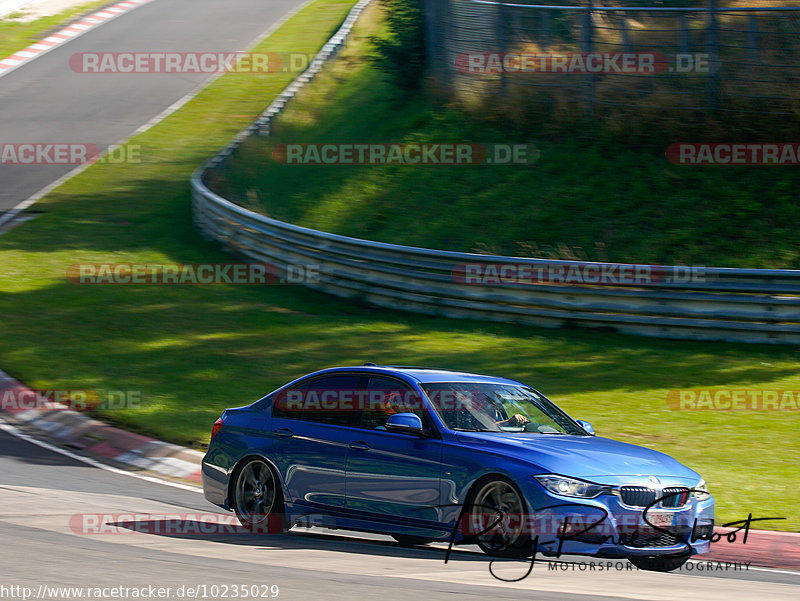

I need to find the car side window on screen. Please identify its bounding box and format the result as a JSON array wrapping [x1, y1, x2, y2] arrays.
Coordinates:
[[297, 374, 362, 427], [359, 377, 424, 431], [271, 381, 309, 421]]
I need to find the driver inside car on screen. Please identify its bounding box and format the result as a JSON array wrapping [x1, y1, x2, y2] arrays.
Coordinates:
[[463, 391, 529, 429], [497, 413, 528, 427]]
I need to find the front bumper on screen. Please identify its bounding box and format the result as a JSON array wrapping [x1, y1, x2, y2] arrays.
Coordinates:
[[519, 480, 715, 558]]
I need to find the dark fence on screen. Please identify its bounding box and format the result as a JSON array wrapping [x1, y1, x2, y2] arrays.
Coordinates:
[[422, 0, 800, 117]]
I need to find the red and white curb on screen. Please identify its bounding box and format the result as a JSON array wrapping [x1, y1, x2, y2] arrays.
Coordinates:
[[0, 0, 155, 78], [704, 529, 800, 571], [0, 369, 203, 482]]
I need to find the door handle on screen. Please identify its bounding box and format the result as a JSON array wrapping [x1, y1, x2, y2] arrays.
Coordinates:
[[349, 441, 370, 450], [274, 428, 294, 438]]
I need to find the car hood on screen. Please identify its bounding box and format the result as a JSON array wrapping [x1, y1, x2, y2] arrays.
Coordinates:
[[455, 432, 700, 484]]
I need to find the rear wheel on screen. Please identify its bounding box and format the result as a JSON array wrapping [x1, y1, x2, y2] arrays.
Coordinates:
[[392, 534, 435, 546], [231, 458, 287, 533], [629, 554, 690, 572], [467, 477, 531, 558]]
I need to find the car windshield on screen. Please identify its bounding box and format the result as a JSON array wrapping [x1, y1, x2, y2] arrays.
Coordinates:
[[421, 382, 586, 435]]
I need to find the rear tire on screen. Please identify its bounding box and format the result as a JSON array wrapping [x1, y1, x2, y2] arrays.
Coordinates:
[[629, 554, 690, 572], [392, 534, 435, 546], [231, 458, 287, 534]]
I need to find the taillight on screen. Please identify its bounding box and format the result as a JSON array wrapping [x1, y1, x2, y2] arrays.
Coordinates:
[[210, 417, 224, 439]]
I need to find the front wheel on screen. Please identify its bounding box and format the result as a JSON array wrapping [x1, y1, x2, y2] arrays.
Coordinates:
[[231, 458, 287, 534], [629, 554, 690, 572], [467, 477, 531, 558]]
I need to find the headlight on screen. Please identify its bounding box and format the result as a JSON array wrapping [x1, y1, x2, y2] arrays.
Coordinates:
[[534, 474, 607, 498], [692, 478, 711, 501]]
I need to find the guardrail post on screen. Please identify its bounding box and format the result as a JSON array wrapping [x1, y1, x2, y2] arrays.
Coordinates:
[[619, 11, 632, 54], [582, 1, 595, 114], [441, 0, 455, 87], [540, 9, 551, 50], [679, 12, 690, 54], [707, 0, 721, 109], [422, 0, 443, 84], [496, 0, 509, 97], [747, 13, 759, 63]]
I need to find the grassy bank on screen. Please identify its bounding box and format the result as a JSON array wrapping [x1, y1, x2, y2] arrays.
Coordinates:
[[0, 1, 797, 529]]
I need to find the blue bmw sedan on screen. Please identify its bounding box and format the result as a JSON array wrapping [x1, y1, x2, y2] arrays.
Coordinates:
[[202, 365, 715, 571]]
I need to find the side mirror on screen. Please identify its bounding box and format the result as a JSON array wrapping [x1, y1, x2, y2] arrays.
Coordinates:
[[576, 419, 595, 436], [385, 412, 425, 435]]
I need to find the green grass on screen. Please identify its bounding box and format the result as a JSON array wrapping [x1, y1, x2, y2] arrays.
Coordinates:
[[207, 5, 800, 269], [0, 0, 112, 59], [0, 1, 797, 531]]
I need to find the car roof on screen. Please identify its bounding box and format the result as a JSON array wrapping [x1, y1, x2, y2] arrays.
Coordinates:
[[306, 365, 526, 386]]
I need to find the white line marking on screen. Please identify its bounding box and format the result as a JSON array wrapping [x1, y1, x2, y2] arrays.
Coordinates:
[[0, 418, 201, 493]]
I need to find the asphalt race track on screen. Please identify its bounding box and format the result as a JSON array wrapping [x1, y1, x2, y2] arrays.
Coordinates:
[[0, 0, 300, 212]]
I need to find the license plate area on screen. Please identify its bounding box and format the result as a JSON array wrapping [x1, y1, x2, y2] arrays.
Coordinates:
[[643, 510, 675, 528]]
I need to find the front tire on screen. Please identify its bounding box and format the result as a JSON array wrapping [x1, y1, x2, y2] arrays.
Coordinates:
[[231, 458, 287, 534], [466, 476, 531, 558], [629, 554, 690, 572]]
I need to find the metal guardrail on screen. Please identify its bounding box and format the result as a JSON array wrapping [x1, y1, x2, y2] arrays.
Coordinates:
[[191, 0, 800, 345]]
